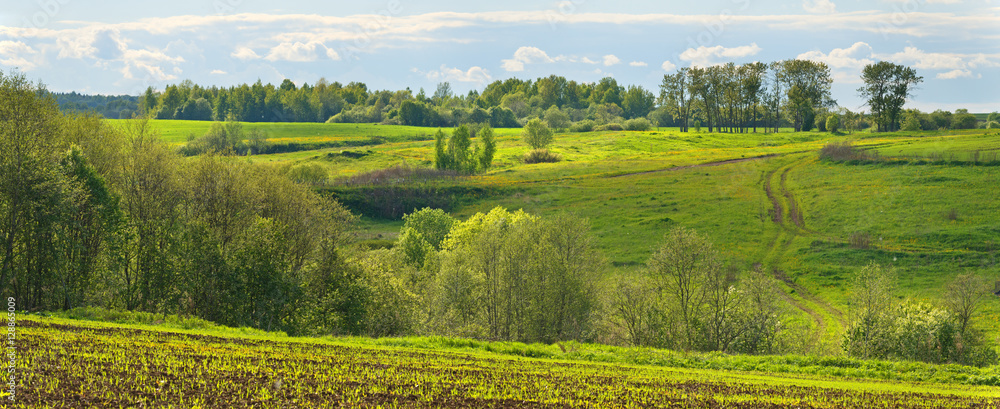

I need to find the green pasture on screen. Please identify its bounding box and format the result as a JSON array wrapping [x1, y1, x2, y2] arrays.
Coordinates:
[[129, 119, 1000, 345]]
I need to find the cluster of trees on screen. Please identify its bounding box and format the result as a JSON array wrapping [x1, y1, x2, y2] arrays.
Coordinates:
[[843, 263, 996, 366], [393, 208, 601, 342], [611, 228, 786, 354], [433, 124, 496, 174], [138, 76, 662, 129], [1, 71, 364, 335], [54, 92, 140, 119], [899, 109, 985, 131], [659, 60, 833, 133]]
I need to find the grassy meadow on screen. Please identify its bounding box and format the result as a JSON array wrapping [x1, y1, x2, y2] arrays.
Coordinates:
[[107, 119, 1000, 347]]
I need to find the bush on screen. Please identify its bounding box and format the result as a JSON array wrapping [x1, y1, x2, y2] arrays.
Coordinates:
[[623, 118, 652, 131], [570, 119, 597, 132], [522, 118, 553, 149], [820, 141, 869, 162], [286, 163, 329, 185], [595, 123, 624, 132], [826, 114, 840, 133], [523, 149, 561, 164], [849, 232, 873, 249]]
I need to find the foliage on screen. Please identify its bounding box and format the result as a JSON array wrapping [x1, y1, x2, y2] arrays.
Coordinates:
[[521, 118, 553, 149], [433, 124, 496, 174], [522, 148, 561, 164], [623, 118, 653, 131], [826, 114, 840, 133], [858, 62, 923, 132]]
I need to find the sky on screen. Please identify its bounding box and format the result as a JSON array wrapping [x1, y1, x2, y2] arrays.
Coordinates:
[[0, 0, 997, 112]]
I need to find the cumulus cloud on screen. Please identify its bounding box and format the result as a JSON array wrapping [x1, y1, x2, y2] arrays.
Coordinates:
[[679, 43, 762, 67], [936, 69, 973, 79], [797, 41, 874, 69], [211, 69, 227, 75], [661, 60, 678, 71], [424, 65, 492, 85], [581, 57, 597, 64], [56, 28, 126, 60], [880, 46, 965, 70], [0, 41, 40, 70], [629, 61, 648, 67], [231, 47, 261, 61], [603, 54, 621, 66], [803, 0, 837, 14], [265, 41, 338, 62], [501, 46, 554, 71]]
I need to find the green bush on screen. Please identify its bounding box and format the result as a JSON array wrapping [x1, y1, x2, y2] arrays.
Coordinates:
[[523, 149, 561, 164], [595, 123, 624, 132], [570, 119, 597, 132], [623, 118, 652, 131]]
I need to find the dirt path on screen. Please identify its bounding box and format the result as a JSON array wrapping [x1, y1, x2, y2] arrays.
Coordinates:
[[610, 154, 778, 178], [761, 157, 847, 349]]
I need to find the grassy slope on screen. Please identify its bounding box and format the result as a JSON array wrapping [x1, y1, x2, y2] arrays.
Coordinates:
[[18, 313, 1000, 408], [125, 119, 1000, 345]]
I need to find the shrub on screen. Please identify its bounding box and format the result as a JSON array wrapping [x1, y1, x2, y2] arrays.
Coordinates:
[[570, 120, 597, 132], [623, 118, 652, 131], [522, 118, 554, 149], [523, 149, 561, 164], [849, 232, 873, 249], [286, 163, 329, 185], [826, 114, 840, 133], [595, 123, 624, 132], [820, 141, 869, 162]]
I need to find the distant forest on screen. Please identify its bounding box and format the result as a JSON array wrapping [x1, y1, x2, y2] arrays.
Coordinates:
[[55, 60, 991, 133], [54, 92, 140, 119]]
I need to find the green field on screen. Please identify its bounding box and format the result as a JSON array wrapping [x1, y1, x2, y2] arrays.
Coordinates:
[[117, 119, 1000, 347], [16, 314, 1000, 408]]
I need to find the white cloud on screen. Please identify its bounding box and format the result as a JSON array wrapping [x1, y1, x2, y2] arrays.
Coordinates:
[[55, 28, 126, 60], [679, 43, 762, 67], [936, 69, 973, 79], [210, 69, 227, 75], [629, 61, 648, 67], [231, 46, 261, 61], [424, 65, 492, 85], [0, 41, 40, 70], [603, 54, 621, 66], [797, 42, 874, 69], [803, 0, 837, 14], [661, 60, 677, 71], [265, 41, 337, 62], [880, 46, 965, 70], [501, 46, 554, 72], [581, 57, 597, 64]]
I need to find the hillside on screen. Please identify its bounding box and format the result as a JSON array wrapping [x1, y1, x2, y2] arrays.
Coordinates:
[[113, 119, 1000, 350]]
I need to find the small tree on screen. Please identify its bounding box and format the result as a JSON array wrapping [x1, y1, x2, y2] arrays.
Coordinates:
[[826, 114, 840, 133], [843, 262, 897, 359], [522, 118, 553, 150], [944, 273, 989, 333], [477, 125, 496, 172], [647, 227, 720, 350]]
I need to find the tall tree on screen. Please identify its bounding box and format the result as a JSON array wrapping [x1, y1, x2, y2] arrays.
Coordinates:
[[660, 68, 693, 132], [858, 61, 922, 132], [777, 59, 833, 132]]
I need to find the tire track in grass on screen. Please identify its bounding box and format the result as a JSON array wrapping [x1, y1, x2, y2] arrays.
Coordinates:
[[762, 155, 846, 352]]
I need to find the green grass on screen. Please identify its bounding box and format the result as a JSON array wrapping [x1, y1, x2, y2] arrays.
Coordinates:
[[127, 119, 1000, 348], [17, 313, 1000, 407]]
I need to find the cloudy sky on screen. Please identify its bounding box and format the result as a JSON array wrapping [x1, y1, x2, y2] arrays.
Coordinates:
[[0, 0, 997, 111]]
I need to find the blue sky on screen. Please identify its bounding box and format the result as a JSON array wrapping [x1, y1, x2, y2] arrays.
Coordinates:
[[0, 0, 997, 111]]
